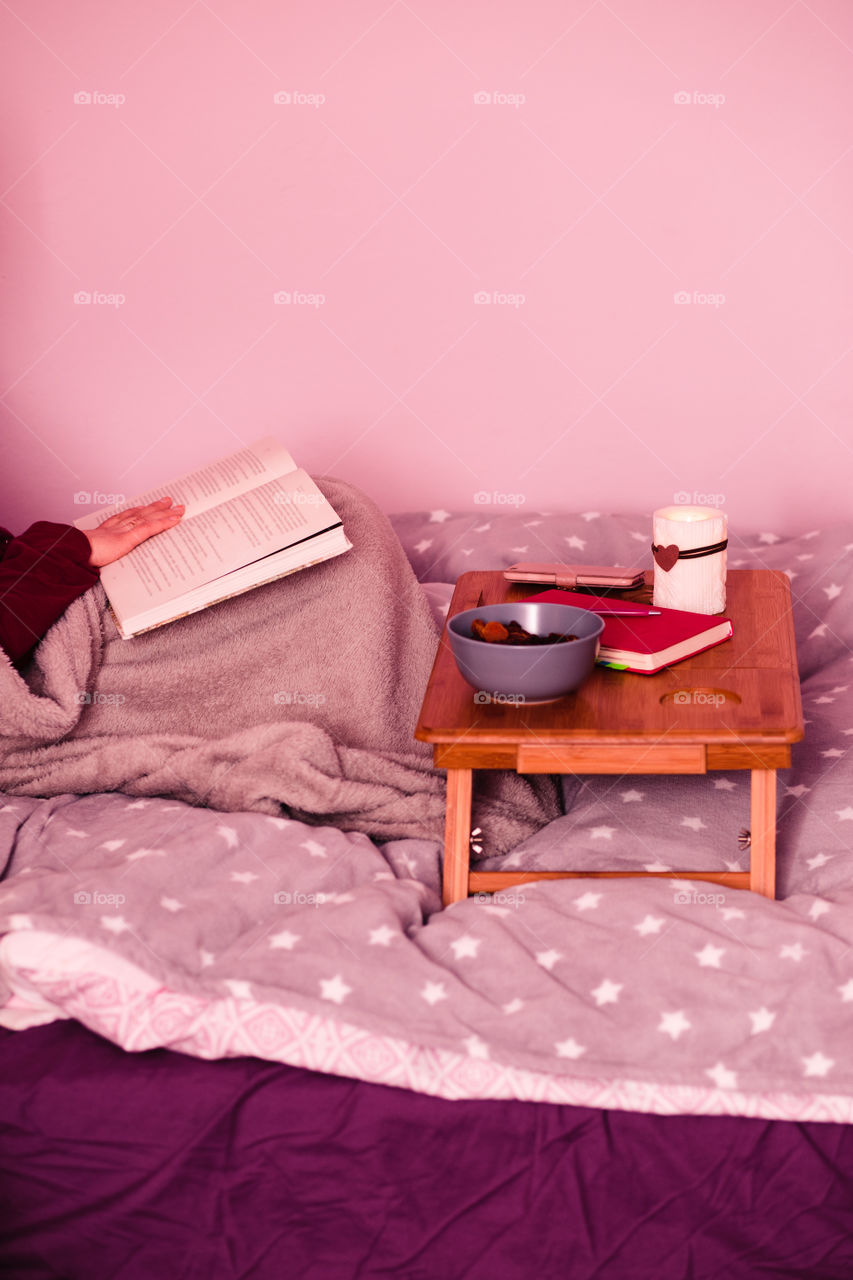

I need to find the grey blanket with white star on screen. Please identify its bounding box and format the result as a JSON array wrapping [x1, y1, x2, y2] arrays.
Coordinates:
[[0, 511, 851, 1122]]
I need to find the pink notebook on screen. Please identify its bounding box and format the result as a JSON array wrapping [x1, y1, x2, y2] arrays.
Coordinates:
[[523, 589, 733, 674]]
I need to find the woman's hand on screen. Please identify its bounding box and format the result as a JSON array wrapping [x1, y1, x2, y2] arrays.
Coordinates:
[[84, 496, 185, 568]]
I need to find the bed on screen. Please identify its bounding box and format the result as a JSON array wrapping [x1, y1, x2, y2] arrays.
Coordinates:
[[2, 506, 852, 1279]]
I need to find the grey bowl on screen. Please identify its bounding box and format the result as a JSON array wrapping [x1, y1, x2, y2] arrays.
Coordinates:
[[447, 602, 605, 703]]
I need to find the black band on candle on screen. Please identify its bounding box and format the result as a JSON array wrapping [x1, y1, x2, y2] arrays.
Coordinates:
[[651, 539, 727, 572]]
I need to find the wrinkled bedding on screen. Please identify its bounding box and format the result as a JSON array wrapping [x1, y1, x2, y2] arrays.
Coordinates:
[[0, 510, 851, 1126], [5, 1020, 853, 1280]]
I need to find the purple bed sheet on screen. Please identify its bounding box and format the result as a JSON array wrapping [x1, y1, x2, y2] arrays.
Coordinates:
[[1, 1024, 852, 1280]]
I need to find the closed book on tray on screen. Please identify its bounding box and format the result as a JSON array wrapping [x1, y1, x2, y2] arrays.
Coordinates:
[[523, 589, 733, 674]]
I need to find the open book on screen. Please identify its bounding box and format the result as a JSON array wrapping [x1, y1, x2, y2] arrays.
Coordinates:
[[73, 438, 352, 638]]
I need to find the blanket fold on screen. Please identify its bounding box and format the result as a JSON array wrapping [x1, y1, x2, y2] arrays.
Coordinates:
[[0, 478, 559, 851]]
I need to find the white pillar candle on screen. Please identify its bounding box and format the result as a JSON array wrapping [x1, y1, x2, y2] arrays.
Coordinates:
[[652, 506, 727, 614]]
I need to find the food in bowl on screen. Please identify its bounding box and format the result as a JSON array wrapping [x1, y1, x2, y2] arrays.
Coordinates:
[[470, 617, 578, 645]]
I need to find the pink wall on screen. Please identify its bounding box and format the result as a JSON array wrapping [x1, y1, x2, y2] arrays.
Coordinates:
[[1, 0, 851, 534]]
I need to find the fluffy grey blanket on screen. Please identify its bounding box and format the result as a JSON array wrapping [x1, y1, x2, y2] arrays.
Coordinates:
[[0, 478, 558, 850]]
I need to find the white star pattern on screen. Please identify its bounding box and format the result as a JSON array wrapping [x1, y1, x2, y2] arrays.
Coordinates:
[[758, 533, 780, 544], [451, 935, 480, 960], [199, 950, 214, 967], [823, 584, 843, 600], [659, 1011, 691, 1041], [421, 981, 447, 1006], [502, 998, 524, 1014], [574, 892, 602, 911], [780, 943, 807, 962], [590, 825, 615, 840], [160, 897, 184, 913], [537, 949, 562, 970], [368, 925, 396, 946], [101, 839, 126, 851], [838, 980, 853, 1003], [126, 847, 165, 861], [635, 915, 665, 936], [808, 901, 830, 921], [681, 816, 707, 832], [643, 861, 672, 872], [591, 979, 622, 1007], [696, 944, 725, 968], [621, 789, 644, 802], [225, 980, 253, 1000], [565, 535, 586, 550], [823, 749, 844, 759], [9, 914, 32, 930], [803, 1052, 834, 1078], [706, 1063, 737, 1090], [713, 778, 737, 790], [580, 512, 600, 522], [555, 1037, 586, 1059], [749, 1007, 775, 1035], [320, 975, 351, 1004], [429, 509, 451, 523], [217, 825, 239, 848], [230, 871, 259, 884], [836, 808, 853, 821], [463, 1035, 489, 1060], [413, 538, 432, 554], [720, 907, 745, 922], [269, 930, 300, 950], [100, 916, 129, 934], [785, 785, 810, 798], [301, 840, 328, 858]]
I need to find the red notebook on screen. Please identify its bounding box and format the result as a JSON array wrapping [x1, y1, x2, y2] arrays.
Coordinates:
[[523, 589, 733, 674]]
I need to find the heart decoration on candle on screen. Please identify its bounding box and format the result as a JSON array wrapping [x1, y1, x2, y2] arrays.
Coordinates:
[[652, 543, 680, 572]]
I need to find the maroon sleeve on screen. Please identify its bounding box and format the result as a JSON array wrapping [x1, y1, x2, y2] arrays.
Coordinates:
[[0, 522, 100, 664]]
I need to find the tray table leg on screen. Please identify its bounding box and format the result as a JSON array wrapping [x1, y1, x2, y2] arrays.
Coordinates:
[[442, 769, 473, 906], [750, 769, 777, 899]]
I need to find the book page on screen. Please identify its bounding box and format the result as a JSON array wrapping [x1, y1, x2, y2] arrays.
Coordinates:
[[99, 468, 341, 618], [73, 437, 297, 530]]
